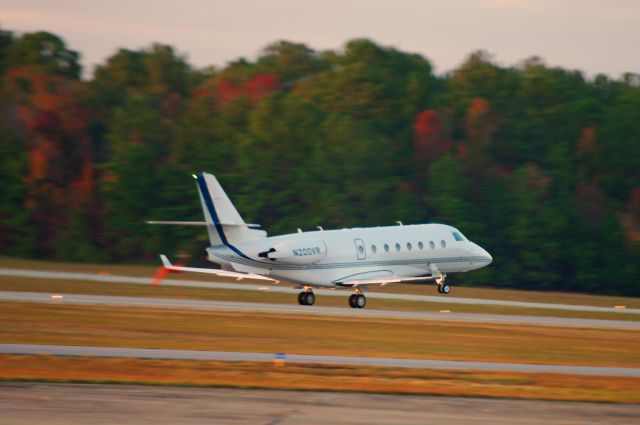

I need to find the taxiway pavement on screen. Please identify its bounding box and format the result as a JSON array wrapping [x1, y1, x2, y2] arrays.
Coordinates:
[[1, 382, 638, 425], [2, 267, 638, 314], [1, 290, 638, 330]]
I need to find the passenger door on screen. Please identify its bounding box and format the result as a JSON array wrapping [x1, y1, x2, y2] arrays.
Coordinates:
[[354, 239, 366, 260]]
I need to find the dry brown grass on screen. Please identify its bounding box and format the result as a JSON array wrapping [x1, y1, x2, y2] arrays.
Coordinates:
[[2, 302, 639, 367], [1, 255, 639, 308], [1, 355, 639, 404]]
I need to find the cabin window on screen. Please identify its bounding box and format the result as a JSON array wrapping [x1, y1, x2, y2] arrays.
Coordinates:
[[452, 231, 464, 242], [384, 244, 389, 252], [418, 241, 424, 250], [407, 242, 412, 251], [429, 241, 435, 249], [441, 240, 446, 248], [358, 245, 365, 255], [395, 243, 401, 251], [371, 244, 377, 254]]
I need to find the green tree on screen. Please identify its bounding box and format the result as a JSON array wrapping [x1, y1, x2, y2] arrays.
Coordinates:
[[103, 95, 169, 259], [0, 130, 36, 256], [505, 164, 566, 289], [4, 31, 80, 79], [255, 41, 328, 85]]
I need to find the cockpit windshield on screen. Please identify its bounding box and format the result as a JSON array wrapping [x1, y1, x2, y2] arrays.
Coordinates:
[[452, 231, 465, 242]]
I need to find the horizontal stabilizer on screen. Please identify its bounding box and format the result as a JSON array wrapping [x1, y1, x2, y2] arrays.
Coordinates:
[[159, 255, 278, 283], [146, 221, 261, 228], [147, 221, 207, 226]]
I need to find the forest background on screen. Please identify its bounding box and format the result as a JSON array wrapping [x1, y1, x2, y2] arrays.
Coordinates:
[[0, 30, 638, 295]]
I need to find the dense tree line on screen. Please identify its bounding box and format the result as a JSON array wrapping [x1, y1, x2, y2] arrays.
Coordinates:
[[0, 29, 638, 295]]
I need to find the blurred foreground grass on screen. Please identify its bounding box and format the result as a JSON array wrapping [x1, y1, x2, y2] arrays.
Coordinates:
[[1, 355, 639, 404]]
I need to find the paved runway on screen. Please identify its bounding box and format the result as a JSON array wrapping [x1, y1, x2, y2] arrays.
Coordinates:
[[3, 343, 639, 377], [2, 267, 639, 314], [1, 382, 638, 425], [1, 290, 639, 330]]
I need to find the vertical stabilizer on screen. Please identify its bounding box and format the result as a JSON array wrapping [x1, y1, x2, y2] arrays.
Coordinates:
[[195, 173, 266, 247]]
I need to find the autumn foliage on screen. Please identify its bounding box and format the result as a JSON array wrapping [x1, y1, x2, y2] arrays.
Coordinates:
[[414, 110, 449, 162], [215, 73, 280, 105]]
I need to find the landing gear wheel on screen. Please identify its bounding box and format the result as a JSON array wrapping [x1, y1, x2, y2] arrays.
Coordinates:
[[441, 283, 451, 295], [298, 292, 307, 305], [304, 291, 316, 306], [355, 294, 366, 309], [437, 285, 443, 294], [348, 294, 357, 308]]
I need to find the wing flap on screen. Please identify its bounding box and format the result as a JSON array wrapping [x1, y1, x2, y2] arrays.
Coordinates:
[[336, 275, 436, 287], [159, 255, 278, 282]]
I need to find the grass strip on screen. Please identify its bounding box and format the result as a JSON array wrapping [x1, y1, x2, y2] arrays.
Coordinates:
[[2, 302, 639, 367], [1, 355, 639, 404]]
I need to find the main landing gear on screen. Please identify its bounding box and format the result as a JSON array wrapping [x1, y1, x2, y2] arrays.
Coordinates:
[[348, 289, 366, 309], [436, 273, 451, 295], [298, 289, 316, 306]]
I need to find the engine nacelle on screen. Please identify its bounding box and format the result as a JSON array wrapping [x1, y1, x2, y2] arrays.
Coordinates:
[[259, 240, 327, 264]]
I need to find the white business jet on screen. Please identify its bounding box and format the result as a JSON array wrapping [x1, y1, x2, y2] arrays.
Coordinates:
[[151, 173, 492, 308]]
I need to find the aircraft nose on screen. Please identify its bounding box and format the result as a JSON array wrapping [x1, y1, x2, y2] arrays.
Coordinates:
[[480, 247, 493, 265], [469, 242, 492, 265]]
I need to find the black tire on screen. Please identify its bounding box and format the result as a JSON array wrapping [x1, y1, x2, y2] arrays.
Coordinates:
[[348, 294, 357, 308], [437, 285, 443, 294], [355, 294, 367, 309], [305, 292, 316, 306], [298, 292, 307, 305], [442, 283, 451, 295]]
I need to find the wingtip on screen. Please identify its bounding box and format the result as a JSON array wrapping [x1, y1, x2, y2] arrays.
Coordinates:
[[159, 254, 171, 267]]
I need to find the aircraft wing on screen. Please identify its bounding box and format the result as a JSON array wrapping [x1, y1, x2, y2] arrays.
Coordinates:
[[159, 255, 278, 283], [335, 275, 437, 287]]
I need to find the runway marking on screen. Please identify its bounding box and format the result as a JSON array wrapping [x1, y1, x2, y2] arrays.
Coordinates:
[[0, 290, 638, 330], [1, 268, 639, 314], [1, 343, 638, 377]]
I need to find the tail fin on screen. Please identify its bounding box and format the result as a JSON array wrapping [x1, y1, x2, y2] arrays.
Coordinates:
[[195, 173, 267, 247]]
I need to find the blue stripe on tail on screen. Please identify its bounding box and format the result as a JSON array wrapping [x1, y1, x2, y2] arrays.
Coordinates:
[[196, 173, 252, 260]]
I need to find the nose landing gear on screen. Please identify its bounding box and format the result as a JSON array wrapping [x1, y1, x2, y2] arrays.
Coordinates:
[[436, 273, 451, 295]]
